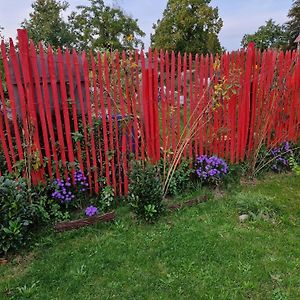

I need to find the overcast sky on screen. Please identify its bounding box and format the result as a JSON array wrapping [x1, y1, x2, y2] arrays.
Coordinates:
[[0, 0, 292, 50]]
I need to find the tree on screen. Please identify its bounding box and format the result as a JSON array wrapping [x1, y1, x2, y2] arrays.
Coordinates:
[[285, 0, 300, 49], [241, 19, 287, 51], [22, 0, 74, 49], [68, 0, 145, 51], [0, 25, 3, 40], [151, 0, 223, 55]]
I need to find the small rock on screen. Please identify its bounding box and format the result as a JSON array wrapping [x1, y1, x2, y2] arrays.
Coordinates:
[[239, 214, 249, 222]]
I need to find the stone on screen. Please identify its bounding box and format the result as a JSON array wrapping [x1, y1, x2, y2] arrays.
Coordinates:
[[239, 214, 249, 222]]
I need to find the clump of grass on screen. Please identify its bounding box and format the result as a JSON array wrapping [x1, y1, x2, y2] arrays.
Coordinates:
[[236, 192, 281, 222]]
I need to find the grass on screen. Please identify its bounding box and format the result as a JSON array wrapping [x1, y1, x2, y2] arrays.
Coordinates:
[[1, 174, 300, 299]]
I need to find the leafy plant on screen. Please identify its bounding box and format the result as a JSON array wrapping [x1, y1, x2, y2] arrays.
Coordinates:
[[98, 185, 114, 212], [32, 183, 70, 223], [158, 159, 192, 196], [289, 156, 300, 176], [0, 175, 69, 255], [0, 177, 33, 254], [15, 280, 40, 298], [0, 177, 47, 255], [128, 161, 164, 222]]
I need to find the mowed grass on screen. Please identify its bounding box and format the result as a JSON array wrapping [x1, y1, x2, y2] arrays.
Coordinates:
[[1, 174, 300, 300]]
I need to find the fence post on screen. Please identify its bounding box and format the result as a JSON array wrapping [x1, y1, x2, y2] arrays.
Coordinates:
[[17, 29, 45, 183]]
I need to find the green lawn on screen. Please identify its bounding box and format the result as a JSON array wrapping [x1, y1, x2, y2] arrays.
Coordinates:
[[1, 174, 300, 300]]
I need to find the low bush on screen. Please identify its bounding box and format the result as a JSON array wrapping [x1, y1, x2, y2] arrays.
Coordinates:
[[0, 176, 68, 256], [128, 161, 164, 222], [158, 159, 193, 197], [0, 177, 32, 254]]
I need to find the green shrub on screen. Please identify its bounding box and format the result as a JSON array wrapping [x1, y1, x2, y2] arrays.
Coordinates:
[[0, 177, 68, 255], [0, 177, 35, 254], [32, 183, 70, 223], [128, 161, 163, 222], [223, 164, 242, 187], [288, 156, 300, 176], [158, 159, 193, 196], [97, 185, 115, 213]]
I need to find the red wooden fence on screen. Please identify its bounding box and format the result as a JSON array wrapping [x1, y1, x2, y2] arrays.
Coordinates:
[[0, 30, 299, 193]]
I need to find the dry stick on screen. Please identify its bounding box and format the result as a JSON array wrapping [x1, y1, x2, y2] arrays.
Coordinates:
[[163, 73, 217, 196], [163, 116, 213, 197], [163, 111, 213, 196]]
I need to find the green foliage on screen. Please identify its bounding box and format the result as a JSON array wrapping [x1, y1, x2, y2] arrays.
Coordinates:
[[22, 0, 74, 49], [1, 175, 300, 299], [128, 161, 164, 222], [222, 164, 242, 188], [0, 142, 7, 171], [32, 183, 70, 222], [289, 156, 300, 176], [151, 0, 223, 55], [158, 159, 193, 196], [236, 193, 280, 222], [241, 19, 287, 50], [0, 25, 3, 40], [0, 177, 34, 254], [0, 176, 67, 255], [68, 0, 145, 51], [98, 185, 115, 212], [285, 0, 300, 49]]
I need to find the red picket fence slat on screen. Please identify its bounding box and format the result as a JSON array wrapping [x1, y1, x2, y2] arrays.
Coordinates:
[[0, 29, 300, 195]]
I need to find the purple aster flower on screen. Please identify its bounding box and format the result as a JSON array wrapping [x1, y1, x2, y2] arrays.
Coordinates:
[[85, 205, 98, 217], [195, 155, 228, 185]]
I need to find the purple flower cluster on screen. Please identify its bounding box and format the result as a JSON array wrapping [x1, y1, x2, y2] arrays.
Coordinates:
[[51, 177, 75, 203], [51, 170, 89, 204], [270, 141, 292, 173], [75, 170, 89, 192], [85, 205, 98, 217], [195, 155, 228, 184]]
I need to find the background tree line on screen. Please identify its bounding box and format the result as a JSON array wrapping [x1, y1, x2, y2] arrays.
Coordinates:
[[2, 0, 224, 55], [1, 0, 300, 54], [241, 0, 300, 51]]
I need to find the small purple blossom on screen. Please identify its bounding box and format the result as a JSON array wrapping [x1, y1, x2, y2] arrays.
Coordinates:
[[85, 205, 98, 217], [75, 170, 89, 192], [270, 141, 293, 173], [51, 177, 75, 204], [51, 170, 89, 205], [195, 155, 228, 185]]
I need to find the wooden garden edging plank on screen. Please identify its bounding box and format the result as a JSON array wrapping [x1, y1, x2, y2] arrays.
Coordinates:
[[54, 211, 116, 232]]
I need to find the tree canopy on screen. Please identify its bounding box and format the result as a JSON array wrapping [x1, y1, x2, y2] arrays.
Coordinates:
[[0, 25, 3, 40], [241, 19, 287, 50], [151, 0, 223, 55], [285, 0, 300, 49], [22, 0, 74, 49], [21, 0, 145, 51], [68, 0, 145, 51]]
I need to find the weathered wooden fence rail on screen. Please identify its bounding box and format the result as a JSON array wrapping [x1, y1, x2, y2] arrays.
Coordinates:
[[0, 30, 299, 194]]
